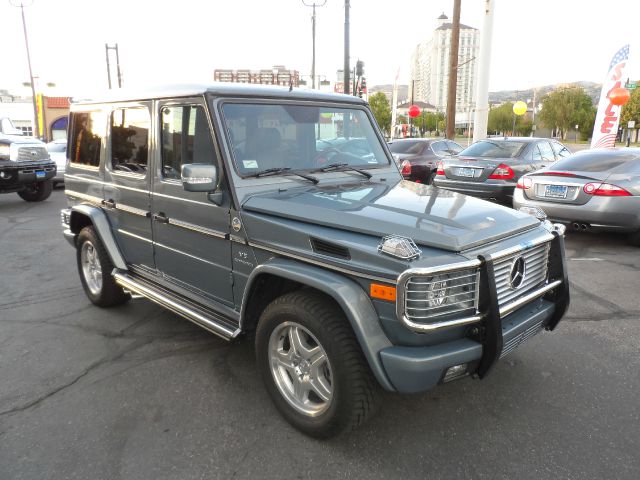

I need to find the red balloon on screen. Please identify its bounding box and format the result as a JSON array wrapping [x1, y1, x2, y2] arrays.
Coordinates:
[[408, 105, 421, 118], [609, 87, 630, 106]]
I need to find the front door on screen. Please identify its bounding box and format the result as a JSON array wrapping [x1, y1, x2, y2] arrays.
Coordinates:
[[102, 103, 154, 270], [150, 99, 234, 306]]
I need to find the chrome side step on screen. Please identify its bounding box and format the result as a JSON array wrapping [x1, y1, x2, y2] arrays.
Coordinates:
[[113, 271, 241, 341]]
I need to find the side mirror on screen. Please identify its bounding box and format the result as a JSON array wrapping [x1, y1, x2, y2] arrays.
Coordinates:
[[181, 163, 217, 192]]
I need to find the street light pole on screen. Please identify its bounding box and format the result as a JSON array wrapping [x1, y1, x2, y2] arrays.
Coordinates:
[[344, 0, 350, 96], [11, 0, 39, 139], [445, 0, 461, 140], [302, 1, 326, 90]]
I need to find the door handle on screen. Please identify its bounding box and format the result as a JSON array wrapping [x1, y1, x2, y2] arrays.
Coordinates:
[[102, 199, 116, 209], [152, 212, 169, 224]]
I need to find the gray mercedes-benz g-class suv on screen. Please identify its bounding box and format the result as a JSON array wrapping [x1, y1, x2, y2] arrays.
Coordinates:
[[60, 84, 569, 438], [1, 117, 56, 201]]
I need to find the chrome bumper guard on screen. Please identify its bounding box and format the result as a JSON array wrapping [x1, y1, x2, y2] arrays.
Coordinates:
[[396, 232, 570, 374]]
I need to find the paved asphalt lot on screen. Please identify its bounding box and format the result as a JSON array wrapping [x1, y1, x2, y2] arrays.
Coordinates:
[[1, 189, 639, 480]]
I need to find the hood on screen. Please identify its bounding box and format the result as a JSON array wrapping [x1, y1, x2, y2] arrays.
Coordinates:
[[242, 180, 539, 252]]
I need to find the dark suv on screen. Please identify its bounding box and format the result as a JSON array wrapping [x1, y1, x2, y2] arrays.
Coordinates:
[[0, 119, 56, 202], [60, 84, 569, 438]]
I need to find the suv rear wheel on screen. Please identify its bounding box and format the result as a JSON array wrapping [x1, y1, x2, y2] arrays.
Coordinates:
[[76, 226, 130, 307], [17, 180, 53, 202], [256, 290, 380, 438]]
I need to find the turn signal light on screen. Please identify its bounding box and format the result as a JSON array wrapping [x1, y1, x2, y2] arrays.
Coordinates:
[[401, 160, 411, 176], [370, 283, 397, 302], [583, 182, 631, 196], [516, 177, 532, 189], [488, 163, 515, 180], [436, 161, 445, 175]]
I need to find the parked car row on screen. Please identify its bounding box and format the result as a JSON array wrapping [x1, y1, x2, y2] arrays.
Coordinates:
[[391, 135, 640, 246]]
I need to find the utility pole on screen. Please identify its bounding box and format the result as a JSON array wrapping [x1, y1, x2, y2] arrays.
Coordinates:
[[11, 0, 39, 139], [473, 0, 495, 142], [445, 0, 461, 140], [343, 0, 350, 95], [105, 43, 123, 89], [302, 1, 326, 89]]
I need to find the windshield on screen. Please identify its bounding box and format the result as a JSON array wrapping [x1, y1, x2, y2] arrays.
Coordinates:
[[221, 103, 389, 176], [459, 140, 526, 159], [388, 140, 424, 154]]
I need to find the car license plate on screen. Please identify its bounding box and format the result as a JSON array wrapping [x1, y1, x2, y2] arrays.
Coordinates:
[[457, 167, 476, 178], [544, 184, 568, 198], [36, 170, 46, 179]]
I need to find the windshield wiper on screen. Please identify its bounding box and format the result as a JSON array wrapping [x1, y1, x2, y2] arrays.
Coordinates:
[[247, 167, 319, 184], [314, 163, 372, 179]]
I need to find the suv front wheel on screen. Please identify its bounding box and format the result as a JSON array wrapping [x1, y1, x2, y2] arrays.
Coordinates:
[[76, 226, 130, 307], [256, 290, 380, 438]]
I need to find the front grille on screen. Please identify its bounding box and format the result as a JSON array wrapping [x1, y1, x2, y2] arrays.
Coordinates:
[[500, 319, 544, 358], [404, 268, 479, 323], [17, 146, 49, 162], [494, 242, 550, 309]]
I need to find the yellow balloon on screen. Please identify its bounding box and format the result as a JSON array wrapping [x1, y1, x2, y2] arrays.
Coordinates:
[[513, 101, 527, 116]]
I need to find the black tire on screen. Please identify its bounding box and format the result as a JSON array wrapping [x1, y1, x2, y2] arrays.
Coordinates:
[[255, 290, 380, 438], [17, 180, 53, 202], [76, 226, 130, 307], [628, 230, 640, 247]]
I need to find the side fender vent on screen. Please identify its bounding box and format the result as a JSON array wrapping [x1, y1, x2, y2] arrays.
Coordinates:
[[310, 237, 351, 260]]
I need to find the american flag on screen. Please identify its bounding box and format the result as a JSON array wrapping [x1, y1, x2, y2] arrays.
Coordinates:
[[609, 44, 630, 72]]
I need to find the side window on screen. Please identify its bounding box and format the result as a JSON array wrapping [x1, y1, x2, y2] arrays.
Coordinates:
[[552, 142, 571, 159], [70, 111, 106, 167], [161, 105, 217, 180], [538, 141, 555, 162], [110, 108, 150, 174], [531, 145, 542, 161]]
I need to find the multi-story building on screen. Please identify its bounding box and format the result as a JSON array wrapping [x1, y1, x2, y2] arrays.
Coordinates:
[[410, 13, 480, 120]]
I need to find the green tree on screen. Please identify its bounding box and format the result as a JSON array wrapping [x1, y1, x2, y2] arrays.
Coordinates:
[[621, 86, 640, 125], [538, 87, 594, 139], [368, 92, 391, 135], [488, 102, 515, 134]]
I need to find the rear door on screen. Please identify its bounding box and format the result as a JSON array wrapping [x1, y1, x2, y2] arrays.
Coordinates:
[[530, 140, 556, 171], [102, 103, 154, 270], [150, 98, 234, 306]]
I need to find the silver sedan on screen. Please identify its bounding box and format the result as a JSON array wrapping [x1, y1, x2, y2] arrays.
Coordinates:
[[513, 148, 640, 246]]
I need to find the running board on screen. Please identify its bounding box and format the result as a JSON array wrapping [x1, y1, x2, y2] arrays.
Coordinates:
[[113, 271, 241, 341]]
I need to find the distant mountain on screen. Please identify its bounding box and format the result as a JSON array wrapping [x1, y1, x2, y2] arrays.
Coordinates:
[[368, 84, 409, 104], [489, 82, 602, 105], [369, 81, 605, 107]]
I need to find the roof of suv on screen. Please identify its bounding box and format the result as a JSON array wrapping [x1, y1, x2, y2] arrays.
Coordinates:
[[72, 83, 368, 105]]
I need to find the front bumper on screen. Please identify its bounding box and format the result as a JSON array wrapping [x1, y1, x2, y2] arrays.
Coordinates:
[[378, 233, 570, 393], [0, 162, 56, 193], [433, 177, 515, 201]]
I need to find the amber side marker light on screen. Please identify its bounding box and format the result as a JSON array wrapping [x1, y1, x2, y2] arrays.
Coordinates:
[[370, 283, 397, 301]]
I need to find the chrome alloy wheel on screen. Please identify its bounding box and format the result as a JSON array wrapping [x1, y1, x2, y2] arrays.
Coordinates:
[[81, 241, 103, 295], [268, 321, 334, 417]]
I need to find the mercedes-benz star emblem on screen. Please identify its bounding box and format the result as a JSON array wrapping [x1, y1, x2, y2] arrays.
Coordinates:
[[508, 256, 526, 290]]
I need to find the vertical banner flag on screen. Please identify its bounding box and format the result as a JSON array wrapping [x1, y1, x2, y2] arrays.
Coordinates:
[[591, 45, 630, 148]]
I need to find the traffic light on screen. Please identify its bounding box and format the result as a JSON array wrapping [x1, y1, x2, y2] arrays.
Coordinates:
[[358, 77, 367, 97], [356, 60, 364, 77]]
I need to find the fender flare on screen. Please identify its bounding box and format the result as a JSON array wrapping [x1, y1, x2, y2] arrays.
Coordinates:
[[241, 257, 395, 391], [70, 204, 127, 270]]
